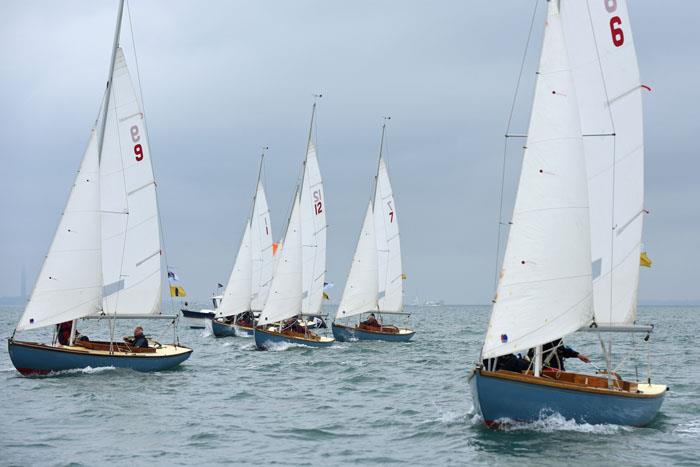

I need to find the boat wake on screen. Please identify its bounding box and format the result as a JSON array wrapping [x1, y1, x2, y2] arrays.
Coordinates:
[[263, 341, 310, 352], [201, 320, 213, 337], [45, 366, 118, 377], [484, 411, 634, 434]]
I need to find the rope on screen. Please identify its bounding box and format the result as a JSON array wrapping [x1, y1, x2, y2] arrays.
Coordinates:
[[491, 0, 540, 291]]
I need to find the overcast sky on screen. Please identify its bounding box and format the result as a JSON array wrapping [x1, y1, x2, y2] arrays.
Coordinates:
[[1, 1, 698, 305]]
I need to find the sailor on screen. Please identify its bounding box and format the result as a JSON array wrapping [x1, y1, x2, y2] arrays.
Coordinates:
[[530, 339, 590, 371], [131, 326, 149, 348], [361, 313, 381, 328], [56, 321, 89, 345], [483, 354, 530, 373]]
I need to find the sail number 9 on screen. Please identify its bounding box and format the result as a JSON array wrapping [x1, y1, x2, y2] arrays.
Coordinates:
[[130, 125, 144, 161], [313, 190, 323, 215], [605, 0, 624, 47]]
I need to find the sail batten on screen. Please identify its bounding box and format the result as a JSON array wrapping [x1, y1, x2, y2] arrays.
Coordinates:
[[481, 1, 593, 360], [300, 142, 327, 316], [99, 47, 162, 317], [258, 192, 303, 325], [16, 131, 102, 331], [560, 0, 645, 326], [336, 202, 379, 319]]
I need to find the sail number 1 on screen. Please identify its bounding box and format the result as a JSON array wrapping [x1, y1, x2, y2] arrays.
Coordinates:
[[313, 190, 323, 215], [130, 125, 144, 161], [605, 0, 624, 47]]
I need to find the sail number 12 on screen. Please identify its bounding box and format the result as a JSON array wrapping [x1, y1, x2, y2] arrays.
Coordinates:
[[313, 190, 323, 215], [605, 0, 624, 47], [130, 125, 144, 161]]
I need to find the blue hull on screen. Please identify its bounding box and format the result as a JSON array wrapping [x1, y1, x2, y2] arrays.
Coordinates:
[[211, 319, 237, 337], [181, 308, 215, 329], [8, 340, 192, 375], [254, 328, 334, 350], [332, 323, 415, 342], [469, 368, 665, 427]]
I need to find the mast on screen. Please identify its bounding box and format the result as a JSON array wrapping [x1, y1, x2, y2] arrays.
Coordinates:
[[249, 149, 266, 226], [372, 117, 390, 206], [97, 0, 125, 161]]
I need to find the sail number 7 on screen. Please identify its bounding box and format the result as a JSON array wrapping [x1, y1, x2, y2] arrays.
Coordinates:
[[130, 125, 144, 161], [388, 201, 394, 223], [313, 190, 323, 215], [605, 0, 624, 47]]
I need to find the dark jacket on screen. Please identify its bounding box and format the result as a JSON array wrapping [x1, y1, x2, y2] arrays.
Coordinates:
[[132, 334, 148, 348], [528, 339, 579, 371], [483, 354, 530, 373]]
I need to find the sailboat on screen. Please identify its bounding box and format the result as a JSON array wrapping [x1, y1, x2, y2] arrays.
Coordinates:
[[469, 0, 666, 426], [332, 124, 414, 342], [254, 103, 334, 350], [210, 154, 274, 338], [7, 0, 192, 375]]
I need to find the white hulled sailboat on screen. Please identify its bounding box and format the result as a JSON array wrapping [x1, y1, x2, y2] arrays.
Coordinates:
[[207, 154, 274, 338], [469, 0, 665, 427], [254, 103, 334, 349], [8, 0, 192, 375], [332, 123, 414, 342]]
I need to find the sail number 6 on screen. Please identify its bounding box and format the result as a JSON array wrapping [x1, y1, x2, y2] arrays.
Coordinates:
[[313, 190, 323, 215], [605, 0, 624, 47], [130, 125, 144, 161]]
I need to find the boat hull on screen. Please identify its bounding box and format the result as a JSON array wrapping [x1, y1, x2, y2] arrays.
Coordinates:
[[332, 322, 415, 342], [211, 319, 237, 337], [254, 327, 334, 350], [469, 368, 666, 427], [234, 324, 254, 337], [8, 339, 193, 376], [181, 308, 215, 329]]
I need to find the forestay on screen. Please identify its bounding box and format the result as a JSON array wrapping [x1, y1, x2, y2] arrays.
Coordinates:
[[374, 157, 403, 312], [100, 47, 162, 316], [300, 142, 327, 316], [217, 223, 252, 318], [560, 0, 645, 326], [481, 2, 593, 359], [17, 132, 102, 331], [336, 202, 379, 319], [258, 192, 303, 325], [250, 179, 274, 311]]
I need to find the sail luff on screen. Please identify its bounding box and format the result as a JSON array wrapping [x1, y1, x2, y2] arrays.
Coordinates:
[[336, 201, 379, 320], [97, 0, 125, 160], [100, 48, 161, 316], [481, 1, 593, 359], [373, 156, 403, 312], [16, 131, 102, 331], [217, 223, 253, 318], [258, 191, 303, 325], [560, 0, 645, 326]]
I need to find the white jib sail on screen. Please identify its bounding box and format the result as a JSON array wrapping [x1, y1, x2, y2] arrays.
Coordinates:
[[481, 1, 593, 360], [373, 157, 403, 312], [17, 131, 102, 331], [217, 223, 252, 318], [258, 192, 303, 325], [560, 0, 644, 326], [100, 48, 162, 316], [250, 180, 274, 311], [336, 201, 379, 320], [300, 142, 327, 316]]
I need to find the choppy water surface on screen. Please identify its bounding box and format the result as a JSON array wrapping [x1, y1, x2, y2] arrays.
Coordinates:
[[1, 305, 699, 466]]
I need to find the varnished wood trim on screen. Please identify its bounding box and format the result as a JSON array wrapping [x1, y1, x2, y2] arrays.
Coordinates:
[[479, 369, 666, 399]]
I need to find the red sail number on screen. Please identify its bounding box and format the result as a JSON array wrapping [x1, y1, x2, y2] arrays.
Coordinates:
[[313, 190, 323, 215], [131, 125, 144, 161], [610, 16, 624, 47]]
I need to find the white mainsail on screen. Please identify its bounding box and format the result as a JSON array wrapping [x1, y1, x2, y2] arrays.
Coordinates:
[[300, 142, 327, 316], [250, 179, 274, 311], [258, 192, 303, 325], [481, 1, 593, 359], [374, 157, 403, 312], [336, 201, 379, 319], [100, 47, 162, 316], [560, 0, 644, 326], [16, 131, 102, 331], [217, 223, 252, 318]]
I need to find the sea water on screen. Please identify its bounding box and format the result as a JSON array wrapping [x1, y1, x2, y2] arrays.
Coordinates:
[[1, 305, 698, 466]]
